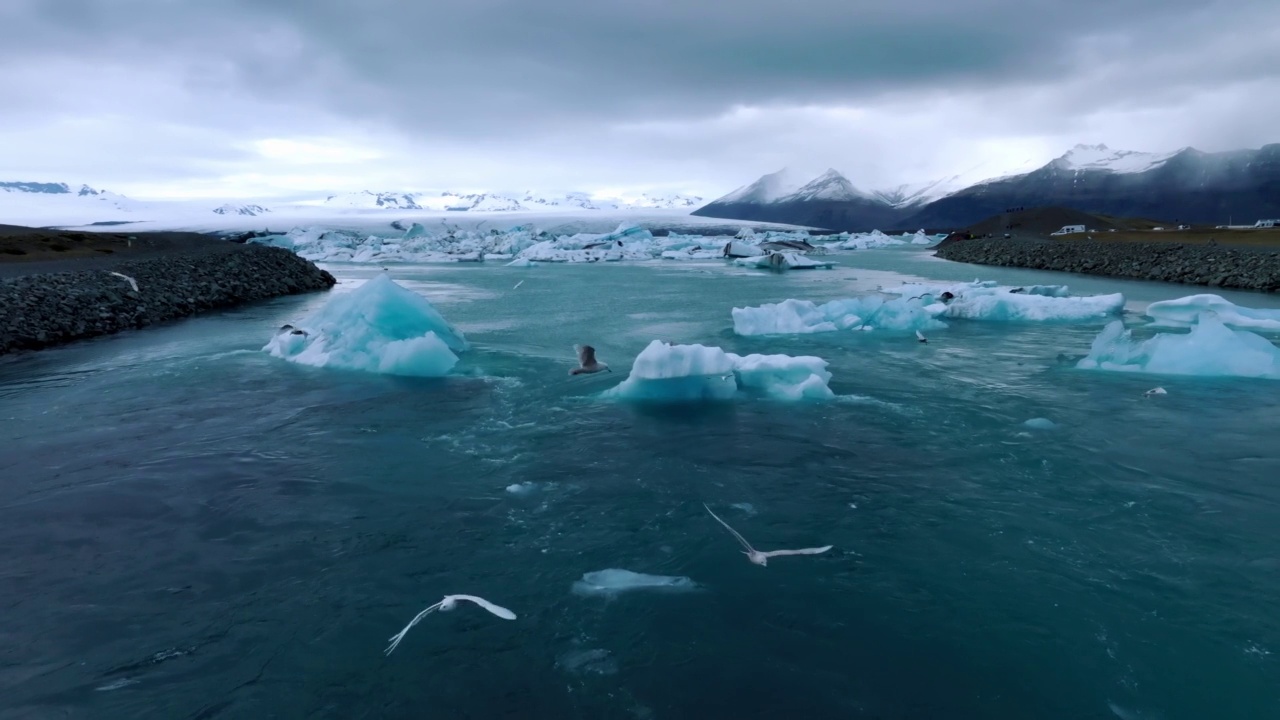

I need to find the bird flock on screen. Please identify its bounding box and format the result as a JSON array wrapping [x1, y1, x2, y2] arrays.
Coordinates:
[[384, 503, 831, 655]]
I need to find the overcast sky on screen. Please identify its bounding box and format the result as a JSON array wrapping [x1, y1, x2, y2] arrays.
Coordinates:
[[2, 0, 1278, 200]]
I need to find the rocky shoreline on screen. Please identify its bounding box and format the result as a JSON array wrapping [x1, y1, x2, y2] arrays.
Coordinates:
[[1, 243, 335, 355], [934, 237, 1280, 293]]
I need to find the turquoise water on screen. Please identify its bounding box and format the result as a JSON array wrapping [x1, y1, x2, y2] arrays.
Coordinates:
[[2, 247, 1279, 719]]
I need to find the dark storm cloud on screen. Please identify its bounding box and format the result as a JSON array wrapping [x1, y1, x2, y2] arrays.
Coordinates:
[[5, 0, 1275, 138]]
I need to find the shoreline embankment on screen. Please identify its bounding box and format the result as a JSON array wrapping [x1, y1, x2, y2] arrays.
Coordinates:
[[934, 236, 1280, 293]]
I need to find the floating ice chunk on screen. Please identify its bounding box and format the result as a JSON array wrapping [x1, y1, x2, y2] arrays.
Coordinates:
[[1145, 294, 1280, 331], [506, 482, 537, 495], [884, 280, 1070, 299], [1023, 418, 1057, 430], [727, 351, 835, 400], [943, 291, 1125, 322], [601, 341, 836, 401], [732, 296, 945, 335], [1077, 316, 1280, 379], [723, 239, 764, 258], [733, 252, 833, 270], [263, 274, 468, 377], [506, 257, 537, 267], [571, 569, 698, 596]]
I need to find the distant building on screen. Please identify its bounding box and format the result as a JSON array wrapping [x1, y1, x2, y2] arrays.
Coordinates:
[[1050, 225, 1086, 236], [1255, 219, 1280, 228]]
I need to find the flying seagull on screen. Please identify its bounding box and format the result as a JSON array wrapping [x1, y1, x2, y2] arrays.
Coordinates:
[[702, 503, 832, 567], [385, 594, 517, 655], [916, 330, 928, 344], [109, 271, 139, 292], [570, 345, 610, 375], [1144, 387, 1168, 397], [513, 280, 525, 290]]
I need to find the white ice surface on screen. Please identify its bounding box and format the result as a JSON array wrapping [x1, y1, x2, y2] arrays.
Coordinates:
[[1077, 316, 1280, 379]]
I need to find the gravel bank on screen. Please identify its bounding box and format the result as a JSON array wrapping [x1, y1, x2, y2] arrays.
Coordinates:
[[935, 237, 1280, 293], [1, 243, 335, 355]]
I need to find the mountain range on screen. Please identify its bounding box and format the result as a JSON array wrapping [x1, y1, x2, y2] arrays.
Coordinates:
[[693, 143, 1280, 231], [0, 182, 705, 226]]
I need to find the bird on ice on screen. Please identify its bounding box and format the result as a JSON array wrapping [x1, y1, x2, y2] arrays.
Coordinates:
[[570, 345, 610, 375], [702, 503, 832, 567], [385, 594, 517, 655], [916, 330, 928, 343], [1144, 387, 1168, 397], [109, 271, 138, 292]]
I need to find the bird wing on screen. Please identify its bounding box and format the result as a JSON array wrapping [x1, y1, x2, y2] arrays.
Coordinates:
[[703, 503, 755, 554], [576, 345, 596, 365], [384, 600, 445, 655], [452, 595, 517, 619], [759, 545, 833, 558], [915, 331, 926, 341]]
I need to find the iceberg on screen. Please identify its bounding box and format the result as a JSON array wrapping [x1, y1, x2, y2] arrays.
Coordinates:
[[601, 340, 835, 401], [1144, 294, 1280, 331], [732, 296, 945, 336], [263, 273, 468, 376], [881, 280, 1122, 322], [732, 252, 833, 270], [571, 569, 698, 596], [1077, 316, 1280, 379]]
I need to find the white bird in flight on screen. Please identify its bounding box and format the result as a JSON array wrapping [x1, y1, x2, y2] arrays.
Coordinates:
[[513, 280, 525, 290], [916, 330, 928, 343], [1144, 387, 1168, 397], [702, 503, 832, 567], [385, 594, 517, 655], [570, 344, 610, 375], [109, 271, 138, 292]]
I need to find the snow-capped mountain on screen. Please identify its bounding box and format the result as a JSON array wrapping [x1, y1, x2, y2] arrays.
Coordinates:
[[785, 169, 873, 203], [694, 142, 1280, 230], [213, 203, 271, 216], [322, 191, 425, 210], [1052, 143, 1181, 173]]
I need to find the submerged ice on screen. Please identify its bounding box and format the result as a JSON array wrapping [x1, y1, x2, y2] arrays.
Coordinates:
[[601, 341, 835, 401], [1077, 316, 1280, 379], [263, 273, 469, 376], [571, 569, 698, 596]]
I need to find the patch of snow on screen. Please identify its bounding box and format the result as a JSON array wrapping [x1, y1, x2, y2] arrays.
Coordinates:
[[1053, 143, 1180, 174]]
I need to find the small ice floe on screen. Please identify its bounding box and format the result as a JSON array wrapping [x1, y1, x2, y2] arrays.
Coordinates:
[[1143, 387, 1168, 397], [505, 482, 537, 495], [385, 594, 516, 655], [729, 502, 757, 516], [95, 678, 140, 692], [556, 648, 619, 676], [1023, 418, 1057, 430], [703, 503, 832, 567], [571, 569, 697, 596], [1078, 316, 1280, 379], [512, 280, 525, 290]]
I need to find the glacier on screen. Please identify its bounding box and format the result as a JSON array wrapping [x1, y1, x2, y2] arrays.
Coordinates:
[[601, 340, 835, 401], [263, 273, 469, 376], [1144, 294, 1280, 331], [571, 569, 698, 596], [243, 221, 944, 266], [1077, 316, 1280, 379]]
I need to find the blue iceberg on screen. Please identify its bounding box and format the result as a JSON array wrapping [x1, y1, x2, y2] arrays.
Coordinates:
[[1077, 316, 1280, 379], [601, 340, 835, 401], [263, 273, 469, 377]]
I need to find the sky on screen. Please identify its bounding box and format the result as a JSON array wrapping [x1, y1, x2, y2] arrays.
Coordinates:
[[2, 0, 1278, 201]]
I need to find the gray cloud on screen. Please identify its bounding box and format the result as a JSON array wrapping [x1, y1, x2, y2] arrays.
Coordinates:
[[1, 0, 1278, 197]]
